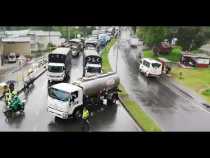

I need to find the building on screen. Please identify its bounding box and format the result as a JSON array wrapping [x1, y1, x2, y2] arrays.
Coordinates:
[[3, 29, 63, 52], [1, 37, 31, 56], [29, 30, 63, 51]]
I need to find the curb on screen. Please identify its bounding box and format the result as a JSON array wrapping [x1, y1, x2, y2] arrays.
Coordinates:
[[118, 97, 144, 131]]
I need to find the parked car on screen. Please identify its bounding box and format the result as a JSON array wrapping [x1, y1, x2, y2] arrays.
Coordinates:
[[139, 58, 162, 77], [153, 42, 172, 55]]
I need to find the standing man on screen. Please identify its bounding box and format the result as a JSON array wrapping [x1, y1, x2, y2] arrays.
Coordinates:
[[82, 106, 90, 132]]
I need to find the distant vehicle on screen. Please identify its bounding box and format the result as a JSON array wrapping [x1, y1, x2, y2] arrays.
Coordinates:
[[8, 52, 17, 63], [91, 34, 98, 39], [92, 30, 99, 36], [85, 40, 98, 49], [139, 58, 162, 77], [98, 34, 108, 47], [129, 38, 139, 48], [85, 37, 98, 44], [69, 39, 83, 57], [47, 48, 72, 85], [153, 42, 172, 55], [83, 49, 102, 77]]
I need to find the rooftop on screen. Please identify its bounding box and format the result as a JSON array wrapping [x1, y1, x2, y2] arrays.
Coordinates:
[[51, 47, 71, 55], [51, 83, 80, 93], [2, 36, 31, 42], [143, 58, 162, 64]]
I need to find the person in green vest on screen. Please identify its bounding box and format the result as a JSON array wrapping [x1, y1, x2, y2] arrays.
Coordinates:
[[82, 106, 90, 131]]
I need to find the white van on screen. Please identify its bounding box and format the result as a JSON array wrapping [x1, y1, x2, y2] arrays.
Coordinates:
[[139, 58, 162, 77]]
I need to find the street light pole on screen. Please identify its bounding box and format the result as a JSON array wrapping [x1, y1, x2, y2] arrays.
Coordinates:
[[49, 27, 51, 53], [115, 27, 120, 73]]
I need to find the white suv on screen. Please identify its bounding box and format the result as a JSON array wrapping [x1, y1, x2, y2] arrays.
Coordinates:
[[139, 58, 162, 77]]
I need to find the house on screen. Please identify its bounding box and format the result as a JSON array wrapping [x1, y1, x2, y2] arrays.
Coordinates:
[[180, 52, 210, 68], [1, 36, 31, 56]]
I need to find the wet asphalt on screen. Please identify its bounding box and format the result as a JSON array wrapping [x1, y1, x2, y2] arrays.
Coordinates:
[[0, 51, 140, 131], [108, 28, 210, 131]]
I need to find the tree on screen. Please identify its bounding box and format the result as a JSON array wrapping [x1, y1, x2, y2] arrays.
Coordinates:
[[136, 27, 172, 48], [176, 27, 210, 51]]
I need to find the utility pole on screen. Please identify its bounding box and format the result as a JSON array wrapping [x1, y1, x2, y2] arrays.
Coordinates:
[[115, 27, 120, 73], [49, 26, 51, 53]]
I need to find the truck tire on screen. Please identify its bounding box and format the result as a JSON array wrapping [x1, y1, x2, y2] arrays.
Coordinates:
[[48, 80, 51, 87], [54, 116, 62, 122], [73, 106, 83, 120]]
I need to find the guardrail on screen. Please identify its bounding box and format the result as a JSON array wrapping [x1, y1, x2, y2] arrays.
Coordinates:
[[0, 55, 48, 101]]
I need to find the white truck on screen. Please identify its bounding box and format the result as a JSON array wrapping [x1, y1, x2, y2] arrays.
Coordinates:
[[83, 49, 102, 77], [47, 48, 72, 85], [8, 52, 17, 63], [47, 72, 120, 119]]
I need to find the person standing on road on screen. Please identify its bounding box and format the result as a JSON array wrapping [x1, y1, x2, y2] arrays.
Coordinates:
[[82, 106, 90, 131]]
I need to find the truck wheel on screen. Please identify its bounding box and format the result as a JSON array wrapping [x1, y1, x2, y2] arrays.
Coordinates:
[[73, 107, 82, 120], [112, 94, 118, 105], [54, 116, 61, 122], [139, 68, 142, 73]]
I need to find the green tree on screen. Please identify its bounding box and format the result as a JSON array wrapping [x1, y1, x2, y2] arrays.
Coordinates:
[[136, 26, 172, 48], [176, 27, 210, 51]]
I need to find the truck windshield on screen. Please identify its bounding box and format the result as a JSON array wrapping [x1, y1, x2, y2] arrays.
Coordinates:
[[48, 54, 66, 63], [48, 88, 70, 102], [48, 66, 63, 73], [87, 67, 101, 73]]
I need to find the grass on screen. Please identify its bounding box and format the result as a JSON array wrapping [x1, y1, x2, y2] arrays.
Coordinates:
[[143, 47, 182, 62], [102, 38, 162, 131], [171, 67, 210, 105], [202, 89, 210, 96], [101, 38, 117, 73]]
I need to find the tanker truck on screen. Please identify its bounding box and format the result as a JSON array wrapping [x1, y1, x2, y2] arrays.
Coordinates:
[[47, 72, 120, 119]]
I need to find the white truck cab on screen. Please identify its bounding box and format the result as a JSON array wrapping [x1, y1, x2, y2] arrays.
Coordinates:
[[139, 58, 162, 77], [47, 83, 83, 119], [47, 63, 66, 82]]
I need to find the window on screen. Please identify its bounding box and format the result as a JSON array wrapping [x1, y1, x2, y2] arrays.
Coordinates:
[[87, 66, 101, 73], [70, 91, 79, 103], [48, 88, 70, 102], [152, 63, 161, 68], [143, 60, 150, 68], [48, 66, 63, 73]]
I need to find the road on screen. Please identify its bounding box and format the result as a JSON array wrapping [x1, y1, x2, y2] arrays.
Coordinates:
[[0, 53, 140, 131], [109, 28, 210, 131]]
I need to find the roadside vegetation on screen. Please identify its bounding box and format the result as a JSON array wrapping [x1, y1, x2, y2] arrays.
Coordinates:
[[102, 37, 162, 131], [171, 67, 210, 105], [143, 47, 182, 62]]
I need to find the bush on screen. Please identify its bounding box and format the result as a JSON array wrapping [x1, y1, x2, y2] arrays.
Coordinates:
[[202, 89, 210, 96]]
